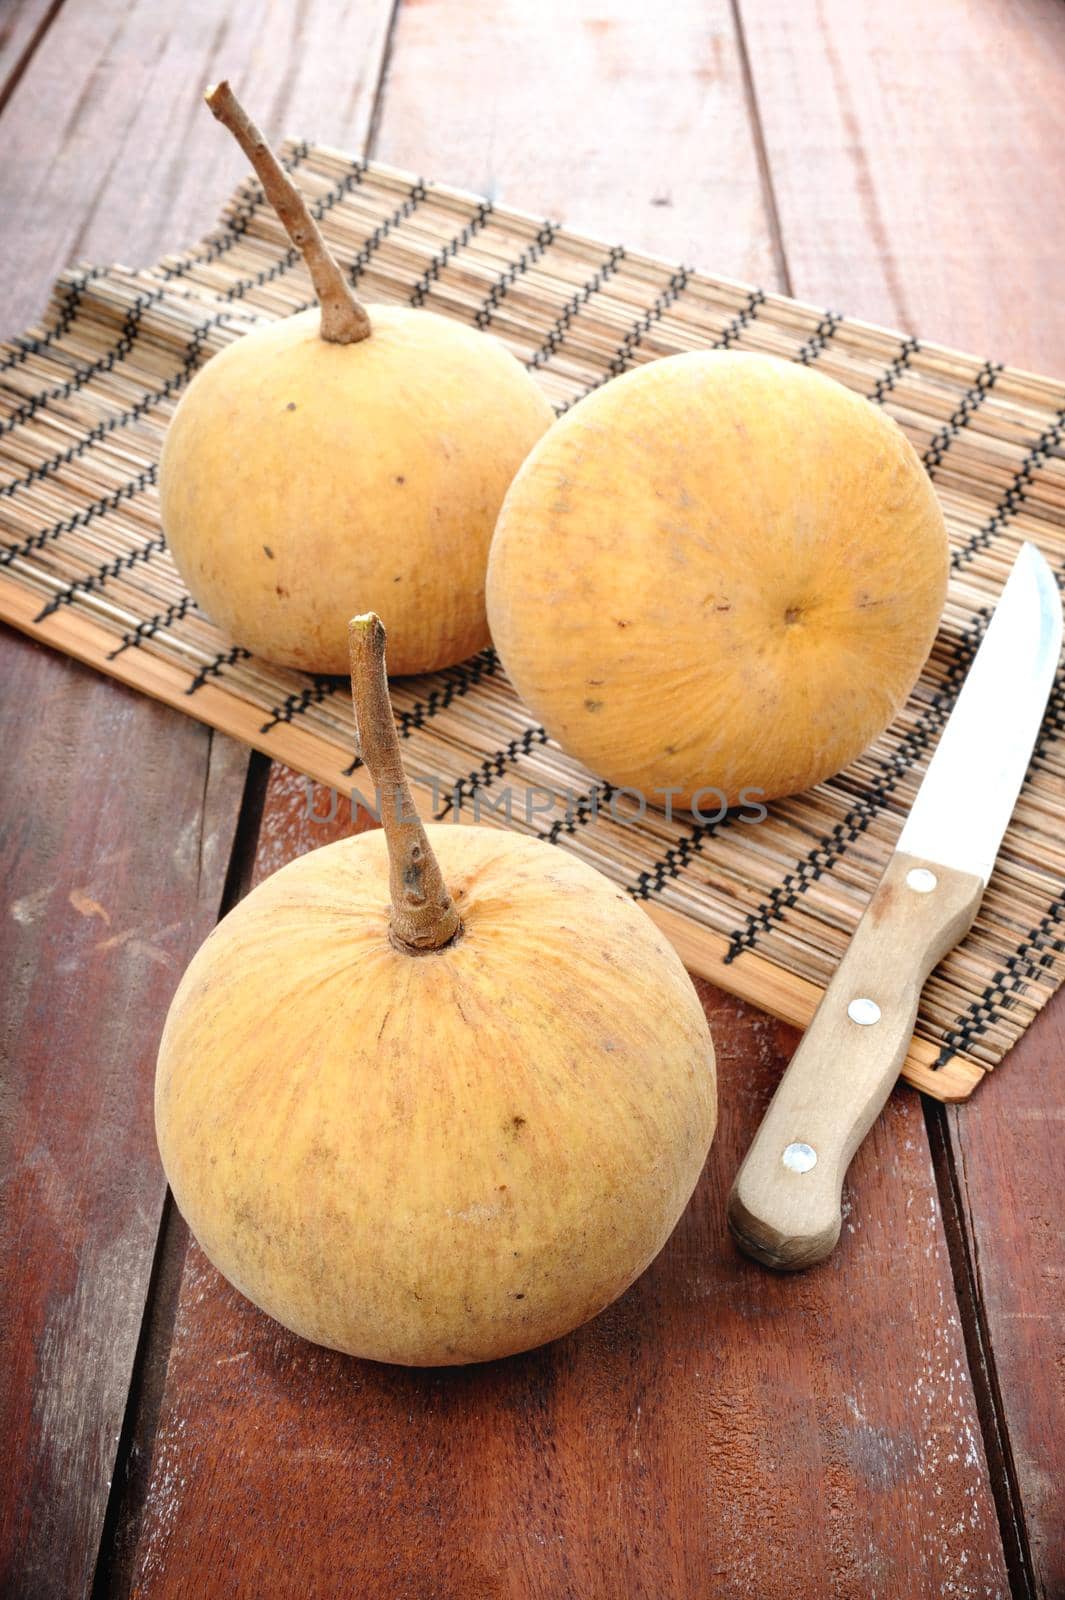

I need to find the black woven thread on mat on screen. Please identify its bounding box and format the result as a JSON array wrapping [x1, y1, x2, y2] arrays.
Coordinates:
[[159, 142, 309, 285], [35, 535, 166, 622], [436, 725, 550, 819], [712, 288, 766, 349], [409, 203, 494, 307], [526, 246, 626, 370], [260, 648, 500, 755], [473, 222, 559, 332], [538, 782, 616, 844], [259, 676, 339, 734], [722, 605, 991, 963], [349, 179, 429, 285], [0, 287, 169, 440], [935, 890, 1065, 1068], [277, 177, 429, 320], [1, 290, 242, 467], [555, 266, 691, 414], [922, 360, 1002, 472], [159, 187, 255, 281], [0, 160, 353, 459], [0, 268, 108, 377], [396, 649, 499, 738], [2, 301, 251, 605], [1, 166, 372, 500], [630, 820, 719, 899], [554, 279, 760, 415], [338, 651, 501, 777], [605, 267, 691, 379], [107, 593, 195, 659], [797, 311, 842, 366], [159, 178, 258, 282], [2, 310, 238, 502], [186, 644, 252, 694], [0, 466, 158, 569], [868, 335, 921, 404], [224, 160, 368, 302], [951, 405, 1065, 572]]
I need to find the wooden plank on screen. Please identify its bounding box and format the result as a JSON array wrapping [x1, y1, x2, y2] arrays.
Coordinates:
[[0, 642, 248, 1599], [374, 0, 781, 282], [0, 0, 396, 333], [129, 768, 1009, 1597], [0, 5, 396, 1591], [737, 6, 1065, 1588], [943, 1007, 1065, 1595], [736, 0, 1065, 371], [0, 0, 63, 113]]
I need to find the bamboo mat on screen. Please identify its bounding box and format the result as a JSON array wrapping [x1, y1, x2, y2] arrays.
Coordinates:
[[2, 145, 1063, 1102]]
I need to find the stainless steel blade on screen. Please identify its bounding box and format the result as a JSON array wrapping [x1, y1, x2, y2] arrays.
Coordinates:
[[896, 542, 1062, 883]]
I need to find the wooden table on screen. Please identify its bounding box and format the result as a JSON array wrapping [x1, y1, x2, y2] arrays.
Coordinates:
[[2, 3, 1063, 1596]]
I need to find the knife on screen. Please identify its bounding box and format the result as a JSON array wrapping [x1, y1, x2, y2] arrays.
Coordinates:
[[728, 541, 1062, 1270]]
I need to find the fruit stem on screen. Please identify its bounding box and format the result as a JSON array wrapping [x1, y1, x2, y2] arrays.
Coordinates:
[[348, 614, 463, 954], [204, 80, 371, 345]]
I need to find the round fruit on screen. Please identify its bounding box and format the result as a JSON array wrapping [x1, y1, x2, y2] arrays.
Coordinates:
[[155, 614, 716, 1366], [159, 82, 553, 676], [487, 350, 949, 808], [161, 304, 553, 674]]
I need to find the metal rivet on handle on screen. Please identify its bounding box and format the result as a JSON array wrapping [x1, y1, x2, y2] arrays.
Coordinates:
[[906, 867, 938, 894], [847, 996, 882, 1026], [782, 1142, 818, 1173]]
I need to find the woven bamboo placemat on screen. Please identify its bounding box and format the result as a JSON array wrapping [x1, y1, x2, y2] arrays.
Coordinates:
[[2, 144, 1063, 1101]]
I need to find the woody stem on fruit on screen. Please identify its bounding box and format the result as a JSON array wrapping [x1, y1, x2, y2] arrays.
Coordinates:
[[348, 613, 463, 953], [204, 79, 372, 345]]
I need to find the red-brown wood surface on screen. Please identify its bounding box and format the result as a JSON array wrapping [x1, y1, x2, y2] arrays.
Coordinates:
[[0, 0, 61, 113], [0, 646, 248, 1599], [0, 4, 395, 1595], [1, 0, 1062, 1595], [377, 0, 779, 280], [738, 0, 1065, 371], [0, 0, 396, 332], [741, 9, 1065, 1590], [942, 1008, 1065, 1594]]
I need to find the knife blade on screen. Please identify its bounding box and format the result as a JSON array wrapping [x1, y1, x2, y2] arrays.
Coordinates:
[[728, 541, 1062, 1270]]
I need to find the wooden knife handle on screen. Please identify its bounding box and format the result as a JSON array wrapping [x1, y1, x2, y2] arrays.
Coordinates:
[[727, 851, 984, 1271]]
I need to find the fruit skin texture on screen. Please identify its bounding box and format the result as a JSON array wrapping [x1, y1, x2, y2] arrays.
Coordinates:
[[159, 306, 554, 676], [155, 827, 716, 1366], [486, 350, 949, 807]]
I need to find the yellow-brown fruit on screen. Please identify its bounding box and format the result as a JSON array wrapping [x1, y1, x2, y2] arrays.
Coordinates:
[[160, 306, 553, 674], [487, 350, 949, 807], [155, 615, 716, 1366], [159, 81, 553, 676]]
